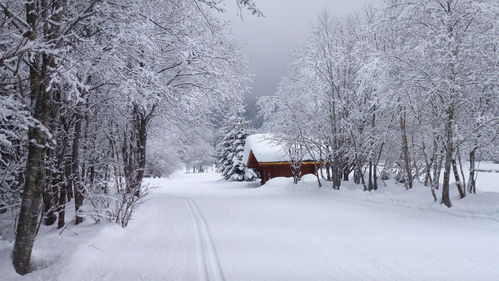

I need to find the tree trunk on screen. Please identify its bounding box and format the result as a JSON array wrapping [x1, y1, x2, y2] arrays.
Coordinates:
[[442, 152, 453, 207], [123, 105, 154, 196], [13, 0, 65, 273], [314, 166, 322, 187], [57, 172, 67, 229], [331, 155, 342, 189], [42, 152, 57, 226], [441, 107, 454, 208], [368, 160, 373, 191], [42, 97, 59, 226], [354, 165, 362, 185], [12, 0, 44, 274], [442, 11, 460, 208], [400, 112, 413, 189], [424, 141, 436, 187], [325, 162, 331, 181], [57, 123, 70, 229], [342, 167, 349, 181], [423, 142, 437, 202], [424, 154, 438, 202], [332, 167, 341, 189], [433, 148, 444, 190], [12, 122, 48, 274], [468, 147, 477, 194], [451, 157, 465, 199], [73, 112, 83, 224], [457, 148, 466, 192], [132, 109, 148, 196]]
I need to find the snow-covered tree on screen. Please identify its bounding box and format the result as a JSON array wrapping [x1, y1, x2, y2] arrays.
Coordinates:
[[259, 0, 497, 206], [216, 110, 256, 181], [1, 0, 257, 274], [377, 0, 499, 206], [260, 10, 382, 190]]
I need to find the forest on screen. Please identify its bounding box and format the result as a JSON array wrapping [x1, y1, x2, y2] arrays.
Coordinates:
[[258, 0, 497, 206], [0, 0, 497, 279], [0, 0, 259, 275]]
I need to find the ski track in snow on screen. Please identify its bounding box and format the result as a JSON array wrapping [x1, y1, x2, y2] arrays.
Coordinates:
[[187, 198, 226, 281], [165, 193, 226, 281]]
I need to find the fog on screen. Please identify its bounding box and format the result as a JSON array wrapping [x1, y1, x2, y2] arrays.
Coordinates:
[[223, 0, 381, 126]]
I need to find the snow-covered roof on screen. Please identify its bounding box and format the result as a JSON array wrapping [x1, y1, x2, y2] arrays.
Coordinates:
[[243, 134, 318, 164]]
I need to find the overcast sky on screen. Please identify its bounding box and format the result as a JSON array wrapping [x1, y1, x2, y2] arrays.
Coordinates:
[[222, 0, 380, 126]]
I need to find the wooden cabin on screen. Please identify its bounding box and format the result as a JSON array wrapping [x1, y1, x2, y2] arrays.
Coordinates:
[[243, 134, 321, 185]]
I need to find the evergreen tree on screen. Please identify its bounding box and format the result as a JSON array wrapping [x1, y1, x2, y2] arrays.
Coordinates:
[[215, 112, 256, 181], [215, 125, 232, 174]]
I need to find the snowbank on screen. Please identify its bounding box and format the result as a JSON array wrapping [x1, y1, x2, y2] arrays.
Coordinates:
[[0, 205, 120, 280], [260, 174, 499, 222]]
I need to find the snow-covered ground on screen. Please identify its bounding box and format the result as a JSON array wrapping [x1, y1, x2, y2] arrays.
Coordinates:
[[1, 168, 498, 281], [466, 161, 499, 192]]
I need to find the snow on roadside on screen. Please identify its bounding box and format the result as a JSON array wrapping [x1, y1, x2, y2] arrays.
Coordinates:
[[261, 173, 499, 222], [0, 213, 120, 280], [0, 175, 185, 281]]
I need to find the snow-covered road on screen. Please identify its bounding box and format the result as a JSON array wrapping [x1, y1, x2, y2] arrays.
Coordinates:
[[56, 172, 499, 281]]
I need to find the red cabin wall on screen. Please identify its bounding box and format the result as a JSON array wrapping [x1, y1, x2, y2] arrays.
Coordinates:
[[246, 150, 320, 185], [257, 163, 317, 185]]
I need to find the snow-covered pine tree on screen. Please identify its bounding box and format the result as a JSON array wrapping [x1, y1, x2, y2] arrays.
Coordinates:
[[215, 124, 232, 174], [228, 119, 251, 181], [215, 112, 256, 181]]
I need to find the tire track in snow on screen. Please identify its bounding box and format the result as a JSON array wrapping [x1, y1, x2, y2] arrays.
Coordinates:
[[164, 193, 226, 281]]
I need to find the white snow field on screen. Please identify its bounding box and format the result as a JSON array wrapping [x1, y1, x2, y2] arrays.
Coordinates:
[[2, 171, 499, 281]]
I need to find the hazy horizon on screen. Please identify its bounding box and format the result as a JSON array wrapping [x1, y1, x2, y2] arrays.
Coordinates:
[[223, 0, 381, 127]]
